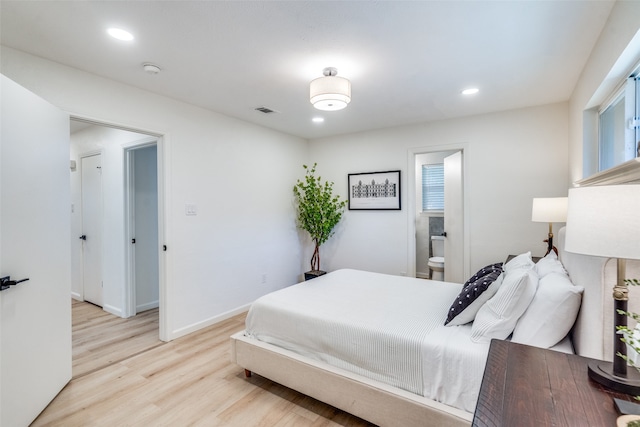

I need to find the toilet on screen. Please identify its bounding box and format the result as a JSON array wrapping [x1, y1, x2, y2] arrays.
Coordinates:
[[428, 235, 445, 281]]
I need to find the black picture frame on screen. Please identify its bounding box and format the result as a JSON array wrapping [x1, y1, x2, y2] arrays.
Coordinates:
[[348, 170, 401, 210]]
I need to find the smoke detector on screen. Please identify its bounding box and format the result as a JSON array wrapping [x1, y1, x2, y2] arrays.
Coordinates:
[[143, 63, 161, 74]]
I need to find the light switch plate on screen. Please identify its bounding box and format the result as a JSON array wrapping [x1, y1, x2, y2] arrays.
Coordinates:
[[185, 204, 197, 216]]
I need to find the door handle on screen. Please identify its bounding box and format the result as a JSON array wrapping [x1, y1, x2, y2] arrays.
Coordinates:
[[0, 276, 29, 291], [79, 235, 87, 240], [441, 232, 447, 237]]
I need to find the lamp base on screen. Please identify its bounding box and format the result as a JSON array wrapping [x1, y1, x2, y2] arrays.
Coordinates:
[[588, 361, 640, 395]]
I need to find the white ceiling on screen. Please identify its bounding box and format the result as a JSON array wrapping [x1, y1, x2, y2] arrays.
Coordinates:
[[0, 1, 615, 140]]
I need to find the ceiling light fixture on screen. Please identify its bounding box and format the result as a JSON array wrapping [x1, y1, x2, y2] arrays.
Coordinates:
[[310, 67, 351, 111], [462, 88, 479, 95], [312, 117, 325, 123], [107, 28, 134, 41], [142, 63, 161, 74]]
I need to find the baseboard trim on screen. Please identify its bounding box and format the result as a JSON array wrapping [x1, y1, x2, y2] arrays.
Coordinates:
[[103, 304, 124, 318], [137, 300, 159, 313], [169, 303, 251, 340]]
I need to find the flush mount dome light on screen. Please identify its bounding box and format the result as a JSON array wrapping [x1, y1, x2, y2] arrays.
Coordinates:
[[310, 67, 351, 111]]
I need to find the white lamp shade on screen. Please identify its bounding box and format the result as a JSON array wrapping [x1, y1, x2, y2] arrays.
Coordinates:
[[310, 76, 351, 111], [531, 197, 568, 223], [565, 185, 640, 260]]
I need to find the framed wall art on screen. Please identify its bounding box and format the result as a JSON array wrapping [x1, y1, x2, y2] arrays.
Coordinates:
[[347, 170, 401, 210]]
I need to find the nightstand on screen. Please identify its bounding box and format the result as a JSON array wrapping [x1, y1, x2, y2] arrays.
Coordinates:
[[473, 340, 637, 426]]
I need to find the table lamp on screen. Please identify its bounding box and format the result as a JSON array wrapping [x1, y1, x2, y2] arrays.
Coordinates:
[[531, 197, 568, 255], [565, 184, 640, 394]]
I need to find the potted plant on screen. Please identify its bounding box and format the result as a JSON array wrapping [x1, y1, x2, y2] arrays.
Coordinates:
[[293, 163, 347, 280]]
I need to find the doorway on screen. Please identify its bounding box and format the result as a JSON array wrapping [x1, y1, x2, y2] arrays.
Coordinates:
[[407, 145, 469, 282], [70, 118, 165, 340]]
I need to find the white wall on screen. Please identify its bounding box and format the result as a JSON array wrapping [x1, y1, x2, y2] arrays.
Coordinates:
[[70, 125, 153, 316], [2, 46, 308, 340], [569, 0, 640, 183], [309, 102, 570, 276]]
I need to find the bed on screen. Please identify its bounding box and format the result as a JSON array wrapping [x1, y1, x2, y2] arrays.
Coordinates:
[[230, 227, 640, 426]]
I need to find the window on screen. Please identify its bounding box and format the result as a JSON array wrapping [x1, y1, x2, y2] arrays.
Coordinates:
[[598, 75, 639, 171], [422, 163, 444, 211]]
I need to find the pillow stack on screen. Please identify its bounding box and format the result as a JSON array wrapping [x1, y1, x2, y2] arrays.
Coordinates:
[[511, 251, 584, 348], [470, 252, 538, 343], [445, 251, 584, 349]]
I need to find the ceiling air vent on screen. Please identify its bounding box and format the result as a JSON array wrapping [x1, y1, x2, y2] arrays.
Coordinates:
[[255, 106, 279, 114]]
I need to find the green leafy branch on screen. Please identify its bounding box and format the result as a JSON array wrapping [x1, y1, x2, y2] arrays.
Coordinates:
[[616, 279, 640, 403], [293, 163, 347, 272]]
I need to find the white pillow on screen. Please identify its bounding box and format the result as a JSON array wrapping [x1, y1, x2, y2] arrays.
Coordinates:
[[535, 251, 568, 279], [471, 267, 538, 343], [503, 251, 535, 273], [511, 272, 584, 348]]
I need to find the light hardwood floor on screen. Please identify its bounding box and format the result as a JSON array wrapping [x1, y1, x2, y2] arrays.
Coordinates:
[[32, 301, 374, 426], [72, 300, 162, 379]]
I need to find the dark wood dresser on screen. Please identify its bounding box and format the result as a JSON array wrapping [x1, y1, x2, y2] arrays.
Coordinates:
[[473, 339, 637, 426]]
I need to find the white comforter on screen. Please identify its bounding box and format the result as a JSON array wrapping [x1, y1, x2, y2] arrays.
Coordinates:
[[245, 269, 490, 413]]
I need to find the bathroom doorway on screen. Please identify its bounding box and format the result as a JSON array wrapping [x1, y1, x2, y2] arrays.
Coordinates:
[[408, 145, 468, 283]]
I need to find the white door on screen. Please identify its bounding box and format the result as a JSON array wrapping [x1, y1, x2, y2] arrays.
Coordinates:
[[132, 145, 159, 313], [444, 151, 464, 283], [81, 154, 103, 306], [0, 75, 72, 426]]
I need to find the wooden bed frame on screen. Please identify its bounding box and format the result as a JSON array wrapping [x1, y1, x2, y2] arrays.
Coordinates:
[[230, 227, 640, 426]]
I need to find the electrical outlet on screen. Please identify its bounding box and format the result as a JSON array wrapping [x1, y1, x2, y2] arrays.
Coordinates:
[[261, 274, 267, 284]]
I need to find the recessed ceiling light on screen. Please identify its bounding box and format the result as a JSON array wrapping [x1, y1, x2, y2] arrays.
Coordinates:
[[461, 88, 479, 96], [107, 28, 134, 41], [312, 117, 325, 123]]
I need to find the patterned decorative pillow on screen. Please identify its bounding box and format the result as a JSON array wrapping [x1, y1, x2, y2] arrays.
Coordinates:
[[445, 262, 504, 326]]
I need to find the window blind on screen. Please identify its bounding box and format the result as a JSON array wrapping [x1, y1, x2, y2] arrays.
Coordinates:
[[422, 164, 444, 211]]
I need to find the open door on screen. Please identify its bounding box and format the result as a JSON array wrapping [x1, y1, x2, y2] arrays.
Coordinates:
[[128, 144, 159, 314], [0, 75, 72, 425], [444, 151, 464, 283]]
